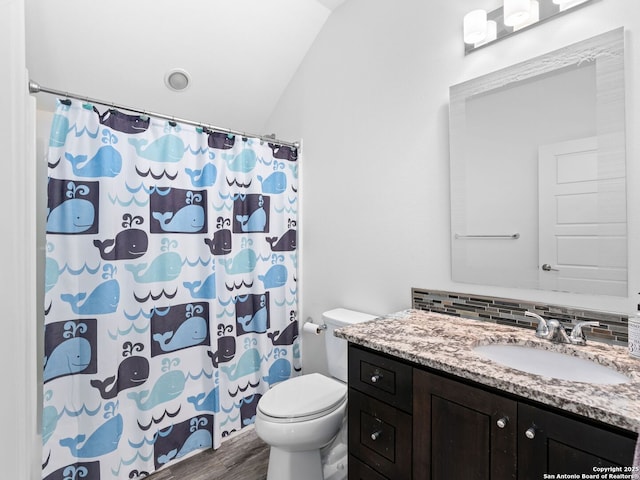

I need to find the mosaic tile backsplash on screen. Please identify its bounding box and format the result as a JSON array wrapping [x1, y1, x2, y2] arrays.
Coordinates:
[[412, 288, 629, 346]]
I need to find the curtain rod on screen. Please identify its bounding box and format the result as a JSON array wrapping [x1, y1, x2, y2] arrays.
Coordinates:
[[28, 80, 300, 149]]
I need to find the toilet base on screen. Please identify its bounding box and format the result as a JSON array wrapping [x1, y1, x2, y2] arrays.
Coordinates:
[[266, 445, 323, 480]]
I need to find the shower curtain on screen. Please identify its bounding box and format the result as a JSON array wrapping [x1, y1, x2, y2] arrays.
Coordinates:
[[43, 100, 300, 479]]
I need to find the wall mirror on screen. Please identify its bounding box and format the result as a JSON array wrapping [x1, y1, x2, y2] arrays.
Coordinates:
[[449, 28, 627, 296]]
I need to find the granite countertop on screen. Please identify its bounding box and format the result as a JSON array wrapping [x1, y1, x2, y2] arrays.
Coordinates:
[[335, 309, 640, 432]]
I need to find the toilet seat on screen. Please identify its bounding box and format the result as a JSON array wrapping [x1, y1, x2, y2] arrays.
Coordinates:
[[258, 373, 347, 423]]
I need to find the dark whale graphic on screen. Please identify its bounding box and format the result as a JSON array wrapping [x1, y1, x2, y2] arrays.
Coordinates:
[[90, 355, 150, 399], [268, 320, 299, 346], [209, 336, 236, 368], [93, 228, 148, 260], [266, 229, 296, 252], [208, 131, 235, 150], [268, 143, 298, 162], [204, 229, 232, 256], [95, 107, 150, 134]]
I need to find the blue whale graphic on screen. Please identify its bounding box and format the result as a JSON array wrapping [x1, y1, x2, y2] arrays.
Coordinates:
[[125, 252, 182, 283], [60, 279, 120, 315], [185, 163, 217, 187], [127, 370, 186, 411], [129, 135, 185, 163], [93, 228, 148, 261], [65, 146, 122, 178], [59, 413, 123, 458], [222, 149, 257, 172], [152, 205, 205, 233], [220, 348, 261, 381], [183, 272, 216, 299], [263, 358, 292, 386], [90, 355, 149, 400], [43, 336, 91, 382], [153, 316, 208, 352], [238, 302, 268, 334], [187, 387, 220, 413], [221, 249, 257, 275], [236, 206, 266, 233], [257, 172, 287, 194], [158, 429, 213, 465], [49, 113, 69, 147], [42, 405, 59, 445], [258, 265, 287, 289], [46, 198, 95, 234], [45, 257, 60, 292]]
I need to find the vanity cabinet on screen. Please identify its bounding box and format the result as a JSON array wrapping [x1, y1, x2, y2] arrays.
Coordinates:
[[348, 345, 413, 480], [348, 344, 637, 480]]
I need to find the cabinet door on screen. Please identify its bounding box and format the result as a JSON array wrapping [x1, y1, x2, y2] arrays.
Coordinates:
[[518, 403, 636, 479], [413, 369, 517, 480]]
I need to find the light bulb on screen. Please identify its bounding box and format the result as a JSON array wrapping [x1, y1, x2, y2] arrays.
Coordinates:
[[464, 9, 488, 44], [504, 0, 531, 27]]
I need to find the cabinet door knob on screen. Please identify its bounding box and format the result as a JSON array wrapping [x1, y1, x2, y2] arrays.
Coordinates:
[[370, 374, 381, 383], [371, 430, 382, 441], [496, 416, 509, 429], [525, 427, 536, 439]]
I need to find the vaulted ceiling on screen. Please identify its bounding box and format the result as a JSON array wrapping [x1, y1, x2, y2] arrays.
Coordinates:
[[25, 0, 348, 134]]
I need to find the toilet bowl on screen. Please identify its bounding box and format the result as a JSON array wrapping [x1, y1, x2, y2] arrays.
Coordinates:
[[255, 308, 378, 480]]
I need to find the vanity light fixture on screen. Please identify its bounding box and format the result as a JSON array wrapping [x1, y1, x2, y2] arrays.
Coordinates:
[[462, 0, 594, 54], [503, 0, 531, 26], [552, 0, 589, 11], [463, 9, 488, 44], [513, 1, 540, 31]]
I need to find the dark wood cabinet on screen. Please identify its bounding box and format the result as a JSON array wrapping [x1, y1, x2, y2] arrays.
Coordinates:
[[413, 369, 517, 480], [517, 403, 636, 479], [348, 345, 413, 480], [348, 344, 637, 480]]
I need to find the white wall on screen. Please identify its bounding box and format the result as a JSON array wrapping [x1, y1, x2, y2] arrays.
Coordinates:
[[265, 0, 640, 375], [1, 0, 40, 477]]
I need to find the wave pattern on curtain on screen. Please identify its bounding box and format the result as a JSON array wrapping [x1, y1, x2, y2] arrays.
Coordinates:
[[42, 100, 300, 479]]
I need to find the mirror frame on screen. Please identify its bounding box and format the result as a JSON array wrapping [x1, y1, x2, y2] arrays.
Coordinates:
[[449, 27, 626, 295]]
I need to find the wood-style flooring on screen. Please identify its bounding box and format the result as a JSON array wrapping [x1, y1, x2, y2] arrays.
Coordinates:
[[147, 428, 269, 480]]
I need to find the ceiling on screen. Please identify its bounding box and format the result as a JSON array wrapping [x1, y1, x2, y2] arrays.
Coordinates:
[[25, 0, 348, 136]]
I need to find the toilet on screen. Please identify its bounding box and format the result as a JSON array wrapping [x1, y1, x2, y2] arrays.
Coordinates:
[[255, 308, 378, 480]]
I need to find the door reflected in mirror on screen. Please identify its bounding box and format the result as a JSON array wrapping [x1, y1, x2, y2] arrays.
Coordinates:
[[449, 28, 626, 296]]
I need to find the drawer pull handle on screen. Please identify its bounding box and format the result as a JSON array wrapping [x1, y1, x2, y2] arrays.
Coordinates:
[[370, 374, 381, 383], [496, 416, 509, 429], [370, 430, 382, 441], [525, 427, 536, 440]]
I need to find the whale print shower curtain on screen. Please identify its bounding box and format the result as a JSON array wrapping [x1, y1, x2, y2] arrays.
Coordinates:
[[43, 100, 299, 479]]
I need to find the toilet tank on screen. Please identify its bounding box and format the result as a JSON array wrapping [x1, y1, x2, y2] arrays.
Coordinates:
[[322, 308, 378, 383]]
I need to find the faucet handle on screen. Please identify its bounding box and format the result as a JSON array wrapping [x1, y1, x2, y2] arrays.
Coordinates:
[[525, 311, 549, 337], [569, 321, 600, 345]]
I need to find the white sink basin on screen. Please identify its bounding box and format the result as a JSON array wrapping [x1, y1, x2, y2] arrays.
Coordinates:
[[473, 344, 631, 385]]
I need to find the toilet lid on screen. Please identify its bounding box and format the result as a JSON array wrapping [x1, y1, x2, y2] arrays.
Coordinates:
[[258, 373, 346, 421]]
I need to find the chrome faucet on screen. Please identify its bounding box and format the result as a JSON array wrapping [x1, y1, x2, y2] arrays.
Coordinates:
[[524, 311, 599, 346]]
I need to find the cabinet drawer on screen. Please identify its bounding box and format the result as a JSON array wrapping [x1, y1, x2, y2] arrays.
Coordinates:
[[348, 388, 412, 479], [348, 345, 412, 412], [348, 455, 390, 480]]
